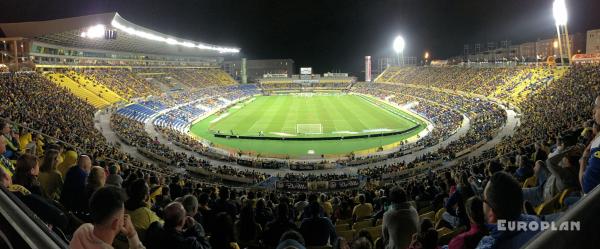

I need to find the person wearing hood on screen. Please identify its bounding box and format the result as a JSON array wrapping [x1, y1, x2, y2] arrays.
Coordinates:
[[58, 149, 78, 176]]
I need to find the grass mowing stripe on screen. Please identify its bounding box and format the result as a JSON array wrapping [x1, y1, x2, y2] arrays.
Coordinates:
[[216, 96, 269, 133], [265, 95, 293, 133], [234, 97, 264, 133], [345, 95, 387, 129], [336, 96, 369, 131], [325, 96, 357, 132], [350, 95, 405, 128], [357, 95, 420, 126], [315, 96, 335, 132]]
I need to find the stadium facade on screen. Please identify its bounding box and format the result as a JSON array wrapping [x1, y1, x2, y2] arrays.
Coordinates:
[[587, 28, 600, 54], [0, 12, 240, 69], [455, 33, 586, 63], [222, 58, 294, 83]]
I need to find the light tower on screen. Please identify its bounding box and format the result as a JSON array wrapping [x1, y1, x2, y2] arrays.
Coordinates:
[[393, 35, 405, 66], [553, 0, 570, 64]]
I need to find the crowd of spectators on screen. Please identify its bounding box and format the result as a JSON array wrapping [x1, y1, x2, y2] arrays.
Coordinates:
[[84, 69, 163, 99], [280, 172, 355, 182], [110, 114, 269, 183], [353, 81, 505, 164], [136, 68, 236, 89]]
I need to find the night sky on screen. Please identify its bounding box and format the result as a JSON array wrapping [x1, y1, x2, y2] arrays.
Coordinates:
[[1, 0, 600, 75]]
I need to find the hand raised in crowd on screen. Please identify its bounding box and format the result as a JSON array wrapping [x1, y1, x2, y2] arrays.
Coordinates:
[[121, 214, 137, 239]]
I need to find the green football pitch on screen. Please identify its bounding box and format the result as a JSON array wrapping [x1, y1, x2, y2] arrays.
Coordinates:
[[189, 94, 426, 157]]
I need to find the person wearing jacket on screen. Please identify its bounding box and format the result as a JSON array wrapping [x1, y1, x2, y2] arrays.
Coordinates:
[[146, 202, 211, 249], [542, 145, 581, 201], [522, 133, 581, 207]]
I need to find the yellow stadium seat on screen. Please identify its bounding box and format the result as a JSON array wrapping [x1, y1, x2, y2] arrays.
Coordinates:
[[352, 220, 372, 231], [419, 211, 435, 223], [67, 71, 126, 103], [364, 225, 383, 240], [523, 176, 537, 188], [535, 192, 562, 215], [558, 188, 575, 208], [434, 208, 446, 224], [337, 218, 352, 225], [45, 73, 111, 108], [337, 230, 355, 242], [336, 224, 350, 232], [437, 226, 462, 245], [374, 237, 383, 249]]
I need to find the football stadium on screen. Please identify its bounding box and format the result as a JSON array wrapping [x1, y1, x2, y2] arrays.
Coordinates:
[[1, 0, 600, 248]]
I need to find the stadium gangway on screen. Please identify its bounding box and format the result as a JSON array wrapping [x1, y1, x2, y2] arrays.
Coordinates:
[[523, 184, 600, 248]]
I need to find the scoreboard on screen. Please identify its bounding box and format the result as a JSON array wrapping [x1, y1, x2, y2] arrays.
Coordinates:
[[300, 67, 312, 75]]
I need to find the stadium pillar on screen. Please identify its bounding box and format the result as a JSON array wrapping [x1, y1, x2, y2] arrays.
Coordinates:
[[556, 25, 565, 65], [563, 25, 572, 62], [241, 58, 247, 84], [365, 56, 372, 82]]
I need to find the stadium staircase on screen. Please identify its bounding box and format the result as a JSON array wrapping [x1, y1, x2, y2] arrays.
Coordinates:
[[45, 73, 111, 108]]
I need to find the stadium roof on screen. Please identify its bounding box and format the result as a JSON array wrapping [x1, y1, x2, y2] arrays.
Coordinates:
[[0, 12, 240, 57]]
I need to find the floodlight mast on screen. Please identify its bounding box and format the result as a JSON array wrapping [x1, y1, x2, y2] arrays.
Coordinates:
[[553, 0, 569, 64], [393, 36, 405, 66]]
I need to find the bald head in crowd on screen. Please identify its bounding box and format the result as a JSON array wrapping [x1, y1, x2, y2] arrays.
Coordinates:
[[164, 202, 187, 230], [77, 155, 92, 174], [181, 194, 199, 217]]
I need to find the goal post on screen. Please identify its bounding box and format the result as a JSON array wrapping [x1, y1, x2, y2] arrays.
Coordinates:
[[296, 124, 323, 134]]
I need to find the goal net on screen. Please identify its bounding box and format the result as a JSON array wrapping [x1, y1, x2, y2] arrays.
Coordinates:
[[296, 124, 323, 134]]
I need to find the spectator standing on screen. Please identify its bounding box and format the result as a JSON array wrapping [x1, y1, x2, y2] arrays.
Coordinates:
[[382, 187, 419, 249]]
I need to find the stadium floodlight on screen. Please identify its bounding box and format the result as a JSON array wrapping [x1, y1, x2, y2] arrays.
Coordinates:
[[80, 24, 106, 39], [182, 42, 196, 48], [552, 0, 569, 64], [165, 38, 178, 45], [110, 19, 240, 53], [393, 36, 405, 54], [393, 35, 405, 66], [553, 0, 568, 26]]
